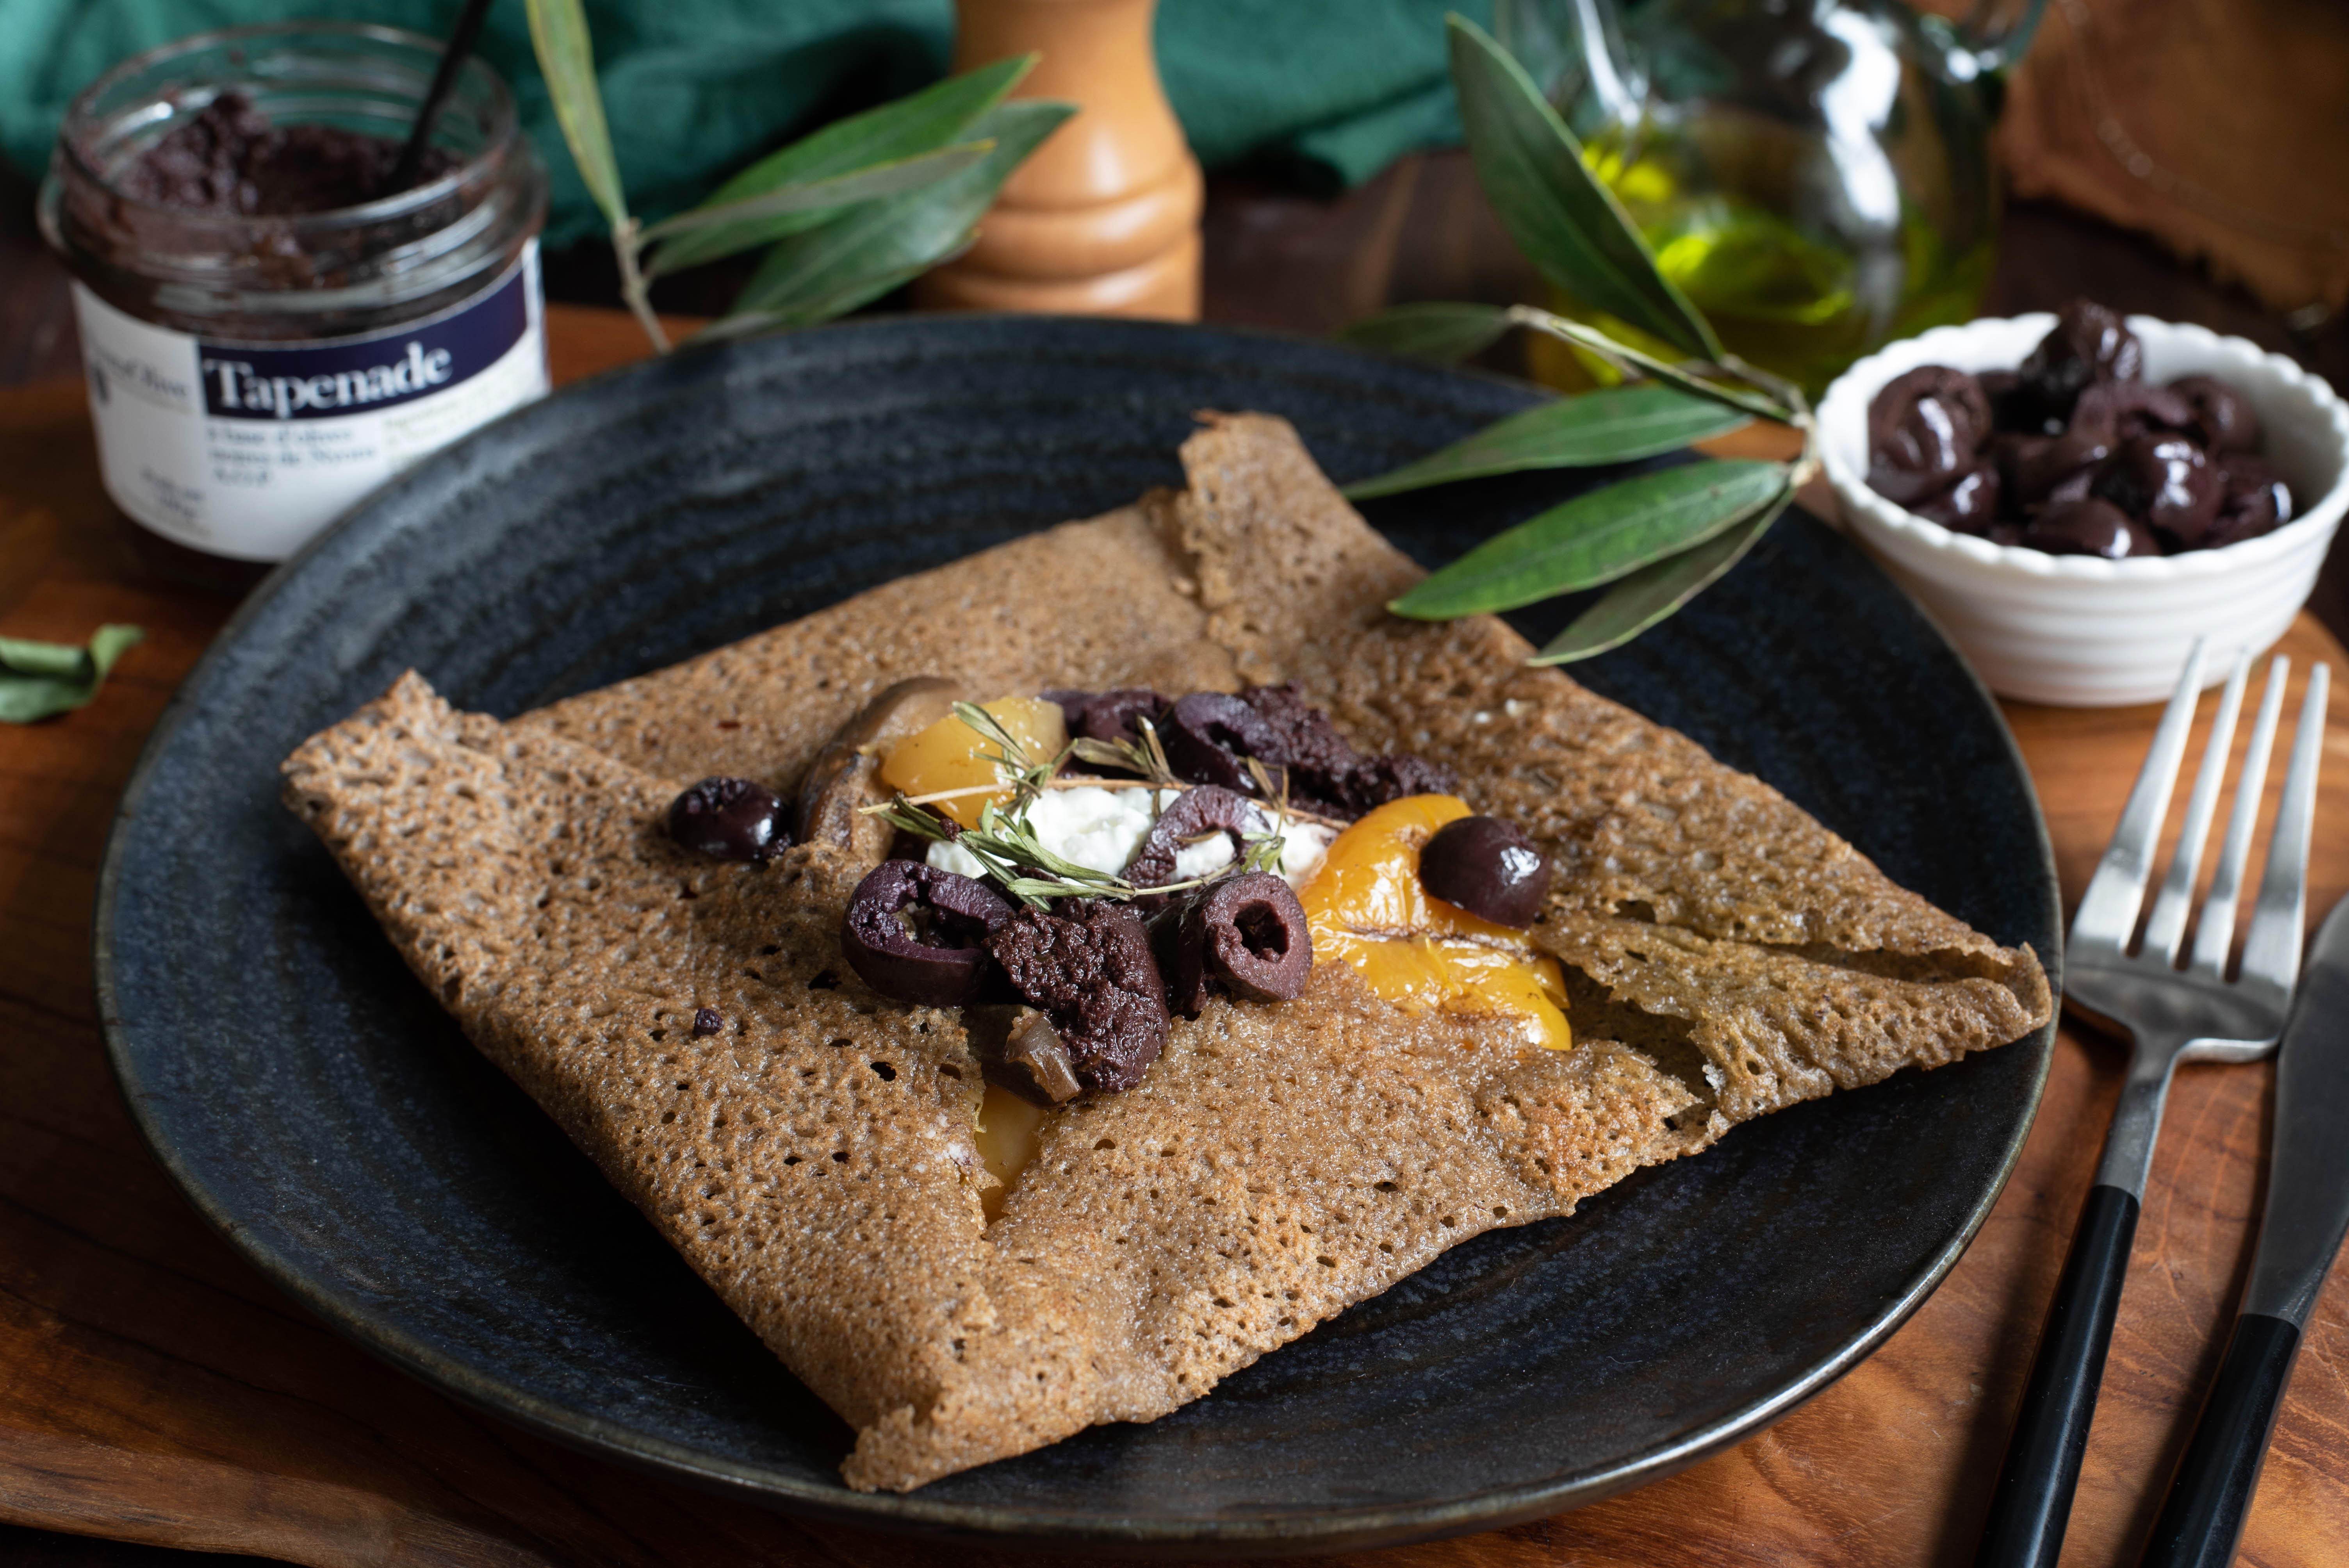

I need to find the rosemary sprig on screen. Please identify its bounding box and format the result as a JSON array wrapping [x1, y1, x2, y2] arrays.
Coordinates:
[[952, 700, 1030, 772], [1239, 755, 1295, 877], [863, 789, 1292, 910], [870, 794, 960, 844], [865, 774, 1352, 828], [1066, 713, 1181, 788], [946, 700, 1073, 814]]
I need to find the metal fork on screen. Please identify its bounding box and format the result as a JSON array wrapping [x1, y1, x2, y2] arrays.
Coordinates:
[[1975, 640, 2331, 1568]]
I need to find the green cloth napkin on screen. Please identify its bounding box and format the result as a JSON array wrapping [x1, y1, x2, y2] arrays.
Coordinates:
[[2, 0, 1488, 250]]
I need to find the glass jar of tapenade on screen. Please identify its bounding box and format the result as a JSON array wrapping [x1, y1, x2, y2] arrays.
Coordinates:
[[39, 23, 549, 571]]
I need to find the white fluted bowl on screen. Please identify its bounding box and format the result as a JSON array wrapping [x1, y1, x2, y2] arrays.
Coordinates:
[[1818, 315, 2349, 706]]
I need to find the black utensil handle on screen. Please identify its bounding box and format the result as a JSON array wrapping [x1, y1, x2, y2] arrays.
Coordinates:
[[1975, 1182, 2141, 1568], [2141, 1312, 2301, 1568]]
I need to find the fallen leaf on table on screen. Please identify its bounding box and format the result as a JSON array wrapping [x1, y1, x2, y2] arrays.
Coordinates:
[[0, 625, 144, 723]]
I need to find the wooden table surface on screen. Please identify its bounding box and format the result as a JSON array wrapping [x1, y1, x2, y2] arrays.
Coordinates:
[[4, 305, 2349, 1568]]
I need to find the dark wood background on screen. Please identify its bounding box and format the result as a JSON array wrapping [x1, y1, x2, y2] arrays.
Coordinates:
[[4, 150, 2349, 1566]]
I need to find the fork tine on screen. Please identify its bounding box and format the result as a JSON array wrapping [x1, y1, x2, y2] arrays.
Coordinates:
[[2189, 656, 2289, 979], [2237, 662, 2330, 999], [2071, 640, 2208, 960], [2142, 650, 2250, 965]]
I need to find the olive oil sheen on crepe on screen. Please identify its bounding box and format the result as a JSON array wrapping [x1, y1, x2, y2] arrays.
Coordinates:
[[283, 414, 2050, 1491]]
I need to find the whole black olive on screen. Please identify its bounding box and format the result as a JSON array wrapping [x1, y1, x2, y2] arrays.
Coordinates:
[[1419, 815, 1552, 928], [840, 860, 1014, 1007], [1977, 369, 2042, 434], [1913, 462, 2002, 533], [1997, 430, 2112, 508], [2094, 434, 2224, 547], [2013, 299, 2143, 428], [2204, 456, 2294, 549], [1866, 366, 1991, 505], [1125, 785, 1259, 907], [2021, 499, 2161, 559], [1160, 692, 1286, 796], [1157, 871, 1313, 1018], [2169, 374, 2261, 455], [668, 776, 788, 862], [2069, 379, 2195, 447]]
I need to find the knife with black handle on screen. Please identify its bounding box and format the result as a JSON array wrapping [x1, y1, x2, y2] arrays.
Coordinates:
[[2142, 895, 2349, 1568]]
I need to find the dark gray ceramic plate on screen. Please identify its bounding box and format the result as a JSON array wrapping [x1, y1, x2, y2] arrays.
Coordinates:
[[97, 317, 2057, 1556]]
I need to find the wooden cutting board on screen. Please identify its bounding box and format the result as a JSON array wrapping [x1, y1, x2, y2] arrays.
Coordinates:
[[1, 305, 2344, 1567]]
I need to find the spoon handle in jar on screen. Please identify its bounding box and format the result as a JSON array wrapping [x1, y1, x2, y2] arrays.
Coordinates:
[[392, 0, 497, 191]]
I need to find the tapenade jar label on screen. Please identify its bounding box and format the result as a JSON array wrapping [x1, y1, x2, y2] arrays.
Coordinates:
[[72, 243, 546, 561]]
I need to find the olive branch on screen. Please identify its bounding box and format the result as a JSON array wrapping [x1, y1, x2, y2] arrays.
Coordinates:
[[523, 0, 1073, 351], [1334, 15, 1822, 664]]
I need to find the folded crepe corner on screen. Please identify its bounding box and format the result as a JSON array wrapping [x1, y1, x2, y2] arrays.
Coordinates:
[[283, 411, 2049, 1492]]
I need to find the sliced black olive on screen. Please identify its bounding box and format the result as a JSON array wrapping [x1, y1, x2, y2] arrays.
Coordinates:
[[1125, 785, 1259, 907], [1162, 871, 1312, 1016], [841, 860, 1013, 1007], [1076, 688, 1170, 745], [668, 776, 788, 862], [1160, 691, 1288, 796], [1419, 815, 1552, 928]]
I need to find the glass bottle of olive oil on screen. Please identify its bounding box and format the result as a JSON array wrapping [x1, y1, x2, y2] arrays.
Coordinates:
[[1509, 0, 2033, 397]]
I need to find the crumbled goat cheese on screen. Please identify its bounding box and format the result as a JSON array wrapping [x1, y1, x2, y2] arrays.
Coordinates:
[[928, 788, 1336, 890]]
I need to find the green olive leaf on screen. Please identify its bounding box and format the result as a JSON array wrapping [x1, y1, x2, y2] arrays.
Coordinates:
[[1514, 306, 1793, 421], [523, 0, 627, 230], [646, 55, 1037, 276], [1388, 459, 1787, 618], [717, 99, 1074, 331], [1335, 302, 1511, 364], [693, 250, 969, 345], [1446, 14, 1721, 363], [642, 144, 992, 256], [1343, 385, 1751, 499], [1531, 488, 1791, 664], [0, 624, 144, 723]]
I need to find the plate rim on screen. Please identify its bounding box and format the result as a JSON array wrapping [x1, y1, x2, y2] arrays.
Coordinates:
[[92, 310, 2061, 1552]]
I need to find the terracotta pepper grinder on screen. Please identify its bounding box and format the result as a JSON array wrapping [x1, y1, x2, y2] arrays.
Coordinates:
[[917, 0, 1203, 319]]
